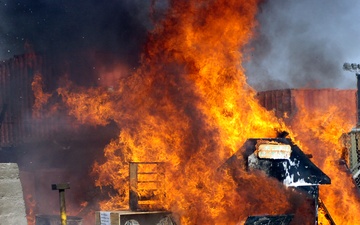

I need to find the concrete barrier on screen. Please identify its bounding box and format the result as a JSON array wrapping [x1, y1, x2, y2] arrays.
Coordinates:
[[0, 163, 27, 225]]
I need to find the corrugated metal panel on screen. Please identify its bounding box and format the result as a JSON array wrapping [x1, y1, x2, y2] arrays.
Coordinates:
[[0, 54, 107, 148], [257, 89, 356, 124], [0, 54, 51, 147], [292, 89, 356, 115], [257, 89, 293, 119]]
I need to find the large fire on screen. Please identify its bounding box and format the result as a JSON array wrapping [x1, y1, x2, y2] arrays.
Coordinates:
[[30, 0, 360, 224], [288, 97, 360, 224]]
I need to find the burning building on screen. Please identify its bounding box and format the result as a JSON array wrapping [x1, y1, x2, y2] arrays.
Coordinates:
[[2, 53, 356, 224], [0, 53, 119, 224], [1, 1, 360, 225]]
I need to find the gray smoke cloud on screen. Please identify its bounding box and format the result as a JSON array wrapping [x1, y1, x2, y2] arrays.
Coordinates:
[[244, 0, 360, 91]]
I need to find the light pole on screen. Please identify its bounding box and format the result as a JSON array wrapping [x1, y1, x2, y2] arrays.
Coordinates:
[[343, 63, 360, 127], [343, 63, 360, 190]]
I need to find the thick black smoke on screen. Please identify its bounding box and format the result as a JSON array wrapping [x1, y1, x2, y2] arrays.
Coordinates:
[[0, 2, 166, 221], [3, 1, 359, 90], [0, 0, 154, 58], [244, 0, 360, 91], [0, 0, 159, 85]]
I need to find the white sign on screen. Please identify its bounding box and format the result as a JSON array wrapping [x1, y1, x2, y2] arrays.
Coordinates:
[[100, 211, 111, 225]]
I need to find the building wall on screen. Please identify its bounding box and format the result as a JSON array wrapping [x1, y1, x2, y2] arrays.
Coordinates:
[[257, 88, 357, 125], [0, 54, 44, 147]]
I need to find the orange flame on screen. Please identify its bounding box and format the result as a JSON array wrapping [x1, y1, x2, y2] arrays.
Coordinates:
[[57, 0, 297, 224], [25, 194, 36, 225], [288, 93, 360, 224], [29, 1, 359, 225], [31, 73, 52, 119], [32, 72, 62, 120]]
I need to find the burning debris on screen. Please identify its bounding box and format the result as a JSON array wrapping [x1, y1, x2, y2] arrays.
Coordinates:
[[94, 162, 173, 225], [223, 137, 332, 224], [248, 139, 331, 187], [244, 215, 294, 225], [128, 162, 165, 212], [257, 88, 360, 224]]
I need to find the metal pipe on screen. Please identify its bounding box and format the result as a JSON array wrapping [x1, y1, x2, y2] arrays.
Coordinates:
[[318, 198, 336, 225], [52, 183, 70, 225], [357, 73, 360, 127], [59, 189, 66, 225]]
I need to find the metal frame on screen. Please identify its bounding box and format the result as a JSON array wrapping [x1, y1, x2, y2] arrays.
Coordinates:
[[129, 162, 165, 211]]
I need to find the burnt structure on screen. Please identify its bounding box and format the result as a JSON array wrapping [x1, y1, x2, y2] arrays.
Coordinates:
[[257, 88, 360, 191], [129, 162, 165, 211], [95, 162, 173, 225], [224, 138, 332, 224]]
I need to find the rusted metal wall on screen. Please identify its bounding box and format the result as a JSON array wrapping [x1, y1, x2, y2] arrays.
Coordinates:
[[256, 89, 293, 119], [0, 54, 115, 150], [257, 89, 357, 124], [0, 54, 47, 147]]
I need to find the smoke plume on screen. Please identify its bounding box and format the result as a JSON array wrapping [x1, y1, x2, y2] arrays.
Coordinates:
[[0, 0, 162, 85], [2, 1, 359, 90], [244, 0, 360, 91]]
